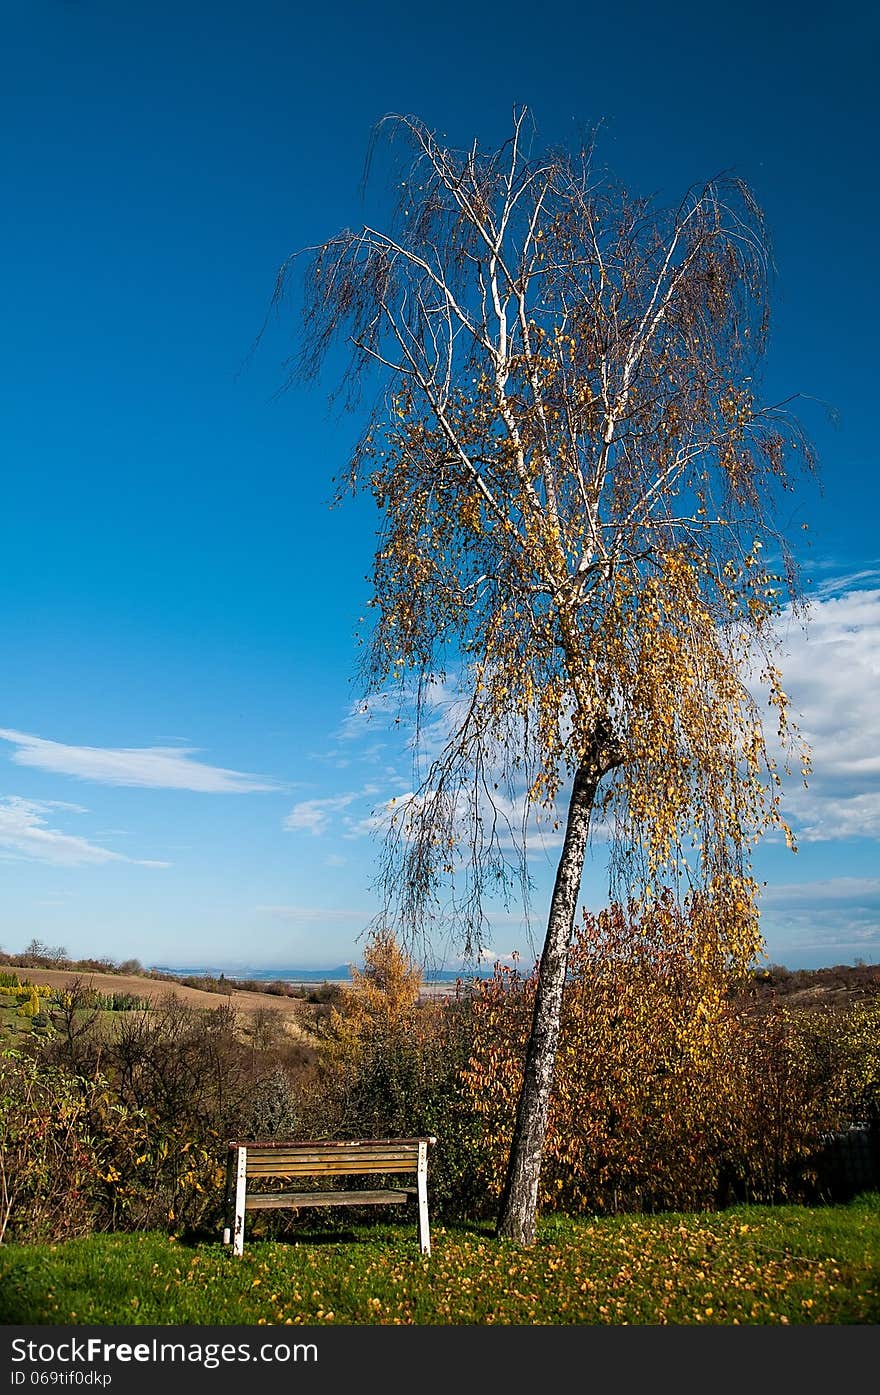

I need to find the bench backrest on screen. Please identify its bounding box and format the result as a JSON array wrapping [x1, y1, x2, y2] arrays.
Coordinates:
[[228, 1138, 435, 1178]]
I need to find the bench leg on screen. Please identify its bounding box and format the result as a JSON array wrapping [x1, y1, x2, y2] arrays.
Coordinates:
[[232, 1146, 248, 1257], [416, 1140, 431, 1257]]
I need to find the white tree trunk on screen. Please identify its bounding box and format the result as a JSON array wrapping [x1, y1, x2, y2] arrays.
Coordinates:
[[495, 752, 609, 1244]]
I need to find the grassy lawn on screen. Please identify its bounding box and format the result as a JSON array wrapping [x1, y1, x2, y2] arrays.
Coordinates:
[[0, 1196, 877, 1326]]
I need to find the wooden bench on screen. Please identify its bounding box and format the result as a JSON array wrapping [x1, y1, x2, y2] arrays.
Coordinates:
[[222, 1137, 436, 1257]]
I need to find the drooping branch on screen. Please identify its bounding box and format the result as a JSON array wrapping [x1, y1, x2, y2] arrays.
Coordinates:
[[277, 101, 812, 996]]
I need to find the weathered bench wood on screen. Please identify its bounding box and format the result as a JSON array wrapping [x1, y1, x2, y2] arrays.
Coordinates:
[[223, 1137, 436, 1257]]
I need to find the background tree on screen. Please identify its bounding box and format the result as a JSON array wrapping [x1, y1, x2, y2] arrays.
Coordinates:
[[276, 108, 814, 1243], [332, 926, 423, 1040], [323, 927, 422, 1079]]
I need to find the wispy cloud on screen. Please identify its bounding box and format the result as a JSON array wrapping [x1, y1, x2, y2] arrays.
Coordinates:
[[284, 784, 387, 836], [0, 796, 170, 868], [343, 790, 413, 840], [284, 793, 361, 835], [810, 567, 880, 598], [255, 904, 370, 922], [0, 729, 277, 793], [313, 681, 582, 855]]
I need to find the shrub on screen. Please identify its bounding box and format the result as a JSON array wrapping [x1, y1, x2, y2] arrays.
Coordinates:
[[461, 905, 880, 1215], [92, 992, 151, 1012], [306, 982, 341, 1005], [247, 1007, 285, 1053], [0, 1046, 229, 1243], [721, 998, 880, 1201], [462, 903, 748, 1215], [16, 991, 41, 1020], [239, 1065, 301, 1139], [9, 983, 53, 1000], [0, 1052, 130, 1243]]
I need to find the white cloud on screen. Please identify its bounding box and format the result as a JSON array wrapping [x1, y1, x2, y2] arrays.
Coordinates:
[[762, 876, 880, 905], [318, 582, 880, 853], [0, 796, 170, 868], [0, 728, 277, 793], [758, 876, 880, 958], [766, 588, 880, 840], [477, 948, 527, 966]]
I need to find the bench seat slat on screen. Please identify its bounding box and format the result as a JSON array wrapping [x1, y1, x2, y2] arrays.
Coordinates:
[[244, 1189, 415, 1209], [244, 1148, 419, 1164], [245, 1148, 420, 1159], [244, 1161, 417, 1176], [230, 1138, 433, 1150]]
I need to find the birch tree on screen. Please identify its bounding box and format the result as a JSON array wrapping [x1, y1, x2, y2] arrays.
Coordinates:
[[275, 109, 813, 1244]]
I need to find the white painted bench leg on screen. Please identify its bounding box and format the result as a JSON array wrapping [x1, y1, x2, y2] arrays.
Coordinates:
[[416, 1140, 431, 1257], [232, 1145, 248, 1257]]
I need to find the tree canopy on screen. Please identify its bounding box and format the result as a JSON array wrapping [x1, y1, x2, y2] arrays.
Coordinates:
[[277, 108, 814, 1241]]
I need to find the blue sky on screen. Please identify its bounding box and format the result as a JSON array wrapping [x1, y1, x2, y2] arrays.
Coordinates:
[[1, 0, 878, 972]]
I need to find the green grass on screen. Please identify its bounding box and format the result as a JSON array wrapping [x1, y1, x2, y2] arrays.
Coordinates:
[[1, 1196, 877, 1325]]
